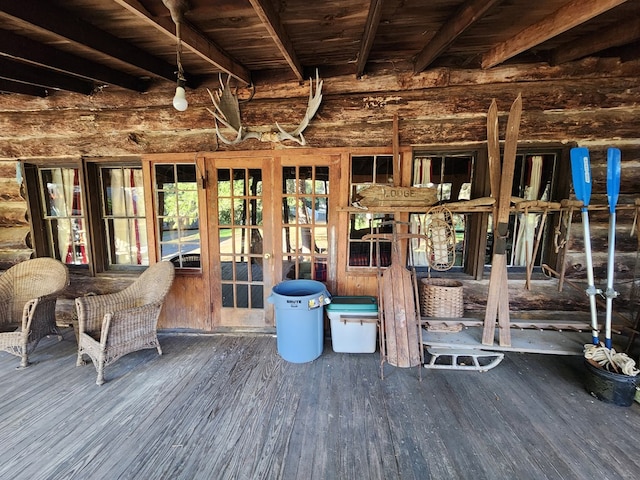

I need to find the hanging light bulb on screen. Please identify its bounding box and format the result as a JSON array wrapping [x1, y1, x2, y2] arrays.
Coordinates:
[[163, 0, 189, 111], [173, 80, 188, 111]]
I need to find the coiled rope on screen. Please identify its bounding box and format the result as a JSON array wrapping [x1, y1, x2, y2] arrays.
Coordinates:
[[584, 343, 639, 376]]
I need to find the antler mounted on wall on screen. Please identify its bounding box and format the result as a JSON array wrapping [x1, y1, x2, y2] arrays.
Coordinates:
[[207, 70, 323, 146]]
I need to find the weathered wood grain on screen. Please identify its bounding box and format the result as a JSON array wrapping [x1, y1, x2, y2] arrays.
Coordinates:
[[0, 331, 639, 480]]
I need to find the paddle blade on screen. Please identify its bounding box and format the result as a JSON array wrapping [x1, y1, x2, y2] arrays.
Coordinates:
[[607, 147, 621, 214], [570, 147, 592, 206]]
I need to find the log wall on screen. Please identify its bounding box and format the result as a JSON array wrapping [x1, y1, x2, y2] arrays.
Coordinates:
[[1, 57, 639, 323], [0, 161, 32, 269]]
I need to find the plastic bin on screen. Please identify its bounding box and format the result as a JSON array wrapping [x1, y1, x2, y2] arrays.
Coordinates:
[[584, 360, 638, 407], [267, 280, 331, 363], [326, 296, 378, 353]]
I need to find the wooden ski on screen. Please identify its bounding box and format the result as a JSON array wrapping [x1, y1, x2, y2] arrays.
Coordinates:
[[482, 93, 522, 347], [487, 98, 501, 205]]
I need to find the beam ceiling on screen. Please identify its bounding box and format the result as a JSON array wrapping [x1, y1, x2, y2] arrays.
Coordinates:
[[113, 0, 251, 85], [414, 0, 501, 74], [0, 0, 636, 97], [481, 0, 630, 69], [0, 0, 178, 83]]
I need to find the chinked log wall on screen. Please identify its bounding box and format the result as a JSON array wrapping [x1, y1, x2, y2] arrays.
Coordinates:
[[0, 161, 31, 268], [1, 57, 639, 317]]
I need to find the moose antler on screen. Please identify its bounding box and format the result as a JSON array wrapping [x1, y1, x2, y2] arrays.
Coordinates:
[[207, 70, 323, 146], [275, 70, 323, 145], [206, 75, 260, 145]]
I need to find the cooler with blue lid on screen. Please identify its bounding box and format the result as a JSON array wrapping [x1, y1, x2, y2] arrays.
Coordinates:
[[326, 296, 378, 353]]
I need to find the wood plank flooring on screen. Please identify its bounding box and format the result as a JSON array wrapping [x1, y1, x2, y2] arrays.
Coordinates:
[[0, 328, 639, 480]]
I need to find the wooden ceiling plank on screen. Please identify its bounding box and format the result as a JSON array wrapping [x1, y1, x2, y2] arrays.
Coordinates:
[[0, 78, 48, 97], [113, 0, 251, 85], [481, 0, 629, 69], [413, 0, 501, 74], [248, 0, 303, 81], [0, 0, 178, 83], [355, 0, 385, 78], [552, 17, 640, 65], [0, 57, 94, 95], [0, 30, 149, 92]]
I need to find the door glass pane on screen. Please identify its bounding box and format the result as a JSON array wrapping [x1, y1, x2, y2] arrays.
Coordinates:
[[281, 165, 329, 281], [217, 167, 264, 309]]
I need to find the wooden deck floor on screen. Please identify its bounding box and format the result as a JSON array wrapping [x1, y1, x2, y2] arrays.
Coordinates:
[[1, 328, 639, 480]]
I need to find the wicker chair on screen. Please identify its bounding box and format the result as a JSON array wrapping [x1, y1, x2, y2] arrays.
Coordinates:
[[75, 261, 175, 385], [0, 258, 69, 368]]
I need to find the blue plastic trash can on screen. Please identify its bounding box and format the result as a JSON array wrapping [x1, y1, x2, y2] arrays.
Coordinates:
[[268, 280, 331, 363]]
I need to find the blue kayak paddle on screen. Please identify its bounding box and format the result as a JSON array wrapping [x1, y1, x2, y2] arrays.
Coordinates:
[[570, 147, 600, 346], [604, 147, 621, 349]]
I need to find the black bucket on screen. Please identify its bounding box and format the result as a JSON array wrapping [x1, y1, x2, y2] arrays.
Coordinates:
[[584, 361, 638, 407]]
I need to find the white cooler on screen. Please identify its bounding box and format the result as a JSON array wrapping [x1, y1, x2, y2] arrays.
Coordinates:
[[326, 296, 378, 353]]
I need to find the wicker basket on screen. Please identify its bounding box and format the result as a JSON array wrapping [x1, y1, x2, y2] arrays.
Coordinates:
[[420, 278, 464, 318]]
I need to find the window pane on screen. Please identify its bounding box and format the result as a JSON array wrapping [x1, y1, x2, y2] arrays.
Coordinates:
[[39, 167, 88, 265], [155, 164, 200, 267], [351, 155, 394, 205], [106, 218, 148, 265], [101, 167, 147, 267], [348, 213, 392, 267], [410, 153, 475, 270], [509, 153, 558, 267]]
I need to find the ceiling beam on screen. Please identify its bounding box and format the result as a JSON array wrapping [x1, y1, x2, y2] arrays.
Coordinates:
[[620, 40, 640, 62], [0, 0, 179, 84], [355, 0, 385, 78], [248, 0, 303, 81], [0, 58, 95, 95], [414, 0, 501, 74], [0, 30, 150, 92], [552, 17, 640, 65], [481, 0, 629, 69], [0, 78, 48, 97], [112, 0, 251, 85]]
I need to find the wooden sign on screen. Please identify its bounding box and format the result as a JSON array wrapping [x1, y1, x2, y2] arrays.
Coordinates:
[[357, 185, 438, 208]]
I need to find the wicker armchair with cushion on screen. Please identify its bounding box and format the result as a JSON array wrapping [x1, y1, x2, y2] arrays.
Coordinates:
[[75, 261, 175, 385], [0, 258, 69, 368]]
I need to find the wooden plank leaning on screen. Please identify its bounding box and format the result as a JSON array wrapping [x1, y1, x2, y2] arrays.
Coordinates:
[[482, 94, 522, 347]]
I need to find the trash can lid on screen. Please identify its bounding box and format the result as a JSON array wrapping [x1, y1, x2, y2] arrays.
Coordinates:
[[326, 296, 377, 312]]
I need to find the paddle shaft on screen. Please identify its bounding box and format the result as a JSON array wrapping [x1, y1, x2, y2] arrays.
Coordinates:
[[604, 147, 621, 349], [580, 208, 600, 345], [605, 212, 617, 348]]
